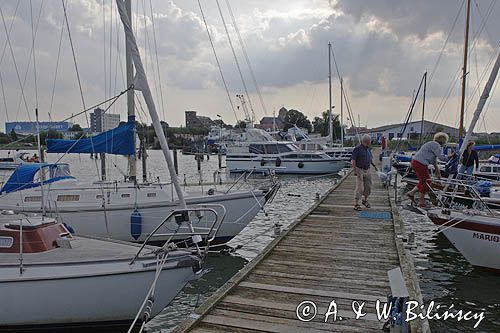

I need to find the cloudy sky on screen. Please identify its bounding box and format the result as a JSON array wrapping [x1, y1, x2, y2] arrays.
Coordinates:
[[1, 0, 500, 133]]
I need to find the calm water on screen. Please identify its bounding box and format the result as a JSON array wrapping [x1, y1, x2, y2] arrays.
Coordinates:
[[1, 150, 498, 332], [400, 195, 500, 333]]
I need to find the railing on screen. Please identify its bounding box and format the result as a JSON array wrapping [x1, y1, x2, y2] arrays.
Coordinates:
[[427, 178, 495, 215], [130, 204, 226, 265]]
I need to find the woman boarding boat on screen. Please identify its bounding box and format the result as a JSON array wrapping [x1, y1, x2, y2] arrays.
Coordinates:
[[405, 132, 449, 207]]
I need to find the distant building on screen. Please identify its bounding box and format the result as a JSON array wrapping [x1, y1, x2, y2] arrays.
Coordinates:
[[259, 117, 285, 131], [185, 111, 215, 129], [345, 120, 459, 142], [5, 121, 73, 135], [345, 127, 367, 138], [258, 107, 288, 131], [90, 108, 120, 133]]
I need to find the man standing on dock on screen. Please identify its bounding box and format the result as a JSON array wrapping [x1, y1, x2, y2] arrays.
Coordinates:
[[351, 134, 377, 211]]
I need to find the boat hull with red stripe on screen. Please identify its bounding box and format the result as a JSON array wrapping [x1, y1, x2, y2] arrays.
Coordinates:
[[427, 209, 500, 272]]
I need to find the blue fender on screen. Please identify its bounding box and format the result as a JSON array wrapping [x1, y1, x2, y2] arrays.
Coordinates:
[[131, 208, 142, 240]]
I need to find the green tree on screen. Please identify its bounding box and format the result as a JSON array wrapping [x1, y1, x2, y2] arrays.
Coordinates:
[[284, 109, 312, 132], [320, 111, 342, 139], [312, 116, 325, 134], [40, 129, 63, 145], [9, 129, 17, 141], [236, 120, 247, 129], [0, 132, 10, 144], [69, 124, 83, 132]]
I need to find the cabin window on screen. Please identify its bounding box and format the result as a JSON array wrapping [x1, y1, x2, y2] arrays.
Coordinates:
[[0, 236, 13, 248], [121, 193, 131, 198], [96, 194, 104, 199], [265, 144, 279, 154], [24, 196, 41, 202], [147, 193, 156, 198], [57, 195, 80, 202], [480, 166, 491, 172], [249, 144, 265, 154], [277, 144, 292, 153], [493, 167, 500, 173]]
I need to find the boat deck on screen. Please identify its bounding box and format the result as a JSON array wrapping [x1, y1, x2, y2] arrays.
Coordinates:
[[173, 167, 428, 332], [0, 235, 162, 265]]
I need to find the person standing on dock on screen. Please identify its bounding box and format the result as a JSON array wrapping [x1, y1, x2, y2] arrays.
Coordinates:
[[405, 132, 449, 207], [352, 134, 377, 211]]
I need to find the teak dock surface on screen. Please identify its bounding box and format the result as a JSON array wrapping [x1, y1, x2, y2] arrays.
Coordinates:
[[173, 168, 428, 333]]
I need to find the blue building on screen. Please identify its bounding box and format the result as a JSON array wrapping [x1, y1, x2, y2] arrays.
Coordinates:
[[5, 121, 73, 135]]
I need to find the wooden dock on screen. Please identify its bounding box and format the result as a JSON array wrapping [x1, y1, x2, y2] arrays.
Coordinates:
[[173, 168, 428, 333]]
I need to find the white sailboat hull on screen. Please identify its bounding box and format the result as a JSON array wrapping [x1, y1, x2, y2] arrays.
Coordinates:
[[428, 209, 500, 272], [0, 261, 193, 327], [0, 181, 269, 245]]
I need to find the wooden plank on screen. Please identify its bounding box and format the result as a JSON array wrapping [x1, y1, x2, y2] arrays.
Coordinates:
[[270, 248, 400, 265], [262, 259, 394, 278], [250, 269, 390, 288], [238, 281, 385, 302], [218, 297, 384, 327], [279, 236, 397, 250], [227, 287, 381, 310], [265, 252, 399, 270], [206, 309, 382, 333], [272, 244, 399, 260], [259, 258, 393, 274], [244, 275, 390, 298]]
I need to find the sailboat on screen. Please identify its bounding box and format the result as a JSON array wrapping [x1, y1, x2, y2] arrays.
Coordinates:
[[0, 1, 278, 246], [0, 215, 203, 329], [425, 0, 500, 272]]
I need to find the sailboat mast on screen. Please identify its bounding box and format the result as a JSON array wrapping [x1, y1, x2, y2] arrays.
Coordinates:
[[419, 71, 427, 146], [125, 0, 136, 181], [328, 42, 333, 146], [459, 0, 471, 140], [340, 77, 344, 147], [460, 51, 500, 155], [116, 0, 186, 208]]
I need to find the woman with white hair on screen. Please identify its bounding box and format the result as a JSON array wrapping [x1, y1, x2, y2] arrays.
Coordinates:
[[406, 132, 449, 207]]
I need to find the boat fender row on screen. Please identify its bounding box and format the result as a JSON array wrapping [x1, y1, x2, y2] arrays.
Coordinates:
[[260, 159, 266, 166], [131, 208, 142, 240], [298, 162, 304, 168], [275, 157, 282, 167]]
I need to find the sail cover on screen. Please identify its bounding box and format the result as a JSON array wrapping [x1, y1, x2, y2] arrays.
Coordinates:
[[1, 163, 74, 194], [46, 121, 135, 155]]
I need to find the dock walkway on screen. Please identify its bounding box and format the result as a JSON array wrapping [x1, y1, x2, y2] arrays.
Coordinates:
[[173, 169, 427, 333]]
